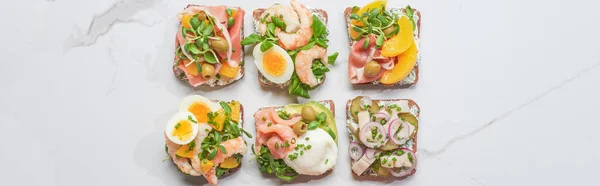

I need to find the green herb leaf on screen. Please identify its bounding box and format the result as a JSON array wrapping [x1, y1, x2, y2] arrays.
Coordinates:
[[363, 37, 370, 49], [328, 52, 338, 65], [405, 5, 414, 18], [349, 13, 360, 20], [351, 6, 360, 13], [208, 149, 217, 160], [241, 33, 262, 46], [311, 15, 326, 38], [204, 51, 218, 64], [277, 111, 290, 120], [316, 112, 327, 122], [271, 16, 287, 31], [219, 101, 232, 116], [307, 121, 319, 130], [376, 34, 385, 48], [195, 61, 202, 74], [219, 145, 227, 154], [188, 115, 198, 123], [226, 8, 232, 16], [369, 8, 380, 18], [267, 23, 277, 36], [315, 39, 328, 48], [203, 24, 214, 36], [228, 17, 235, 28], [186, 43, 201, 54], [190, 17, 201, 30], [260, 41, 275, 52]]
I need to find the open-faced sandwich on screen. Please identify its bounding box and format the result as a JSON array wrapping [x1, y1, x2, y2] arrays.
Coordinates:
[[173, 5, 245, 87], [164, 95, 252, 185], [345, 0, 421, 86], [252, 101, 338, 180], [346, 96, 419, 179], [241, 0, 339, 98]]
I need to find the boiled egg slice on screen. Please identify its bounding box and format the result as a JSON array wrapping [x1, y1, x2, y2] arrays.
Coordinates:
[[165, 111, 199, 145], [179, 95, 222, 123], [283, 128, 338, 175], [253, 43, 294, 84]]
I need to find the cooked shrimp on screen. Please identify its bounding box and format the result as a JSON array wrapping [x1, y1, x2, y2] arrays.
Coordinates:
[[190, 124, 213, 173], [295, 46, 328, 87], [203, 137, 247, 186], [164, 133, 202, 176], [277, 0, 313, 50], [258, 4, 301, 35]]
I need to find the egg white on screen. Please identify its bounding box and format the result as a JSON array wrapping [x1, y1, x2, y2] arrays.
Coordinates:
[[253, 43, 294, 84], [283, 128, 338, 175], [165, 111, 199, 145], [178, 95, 222, 114]]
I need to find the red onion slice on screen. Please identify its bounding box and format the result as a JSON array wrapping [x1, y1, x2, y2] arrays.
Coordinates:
[[365, 148, 376, 159], [388, 119, 411, 145], [349, 142, 364, 161], [372, 110, 390, 123], [388, 149, 417, 177], [359, 122, 388, 148]]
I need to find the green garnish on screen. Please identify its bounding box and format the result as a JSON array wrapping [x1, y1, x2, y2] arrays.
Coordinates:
[[175, 123, 181, 129], [188, 115, 197, 123]]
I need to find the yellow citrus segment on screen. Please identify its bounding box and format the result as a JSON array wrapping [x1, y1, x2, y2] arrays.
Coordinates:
[[210, 109, 226, 131], [175, 145, 195, 159], [181, 14, 193, 29], [218, 61, 240, 78], [229, 101, 241, 122], [381, 16, 414, 57], [201, 159, 214, 173], [219, 157, 240, 168], [351, 0, 388, 27], [380, 40, 418, 85], [349, 25, 360, 40], [183, 60, 199, 76]]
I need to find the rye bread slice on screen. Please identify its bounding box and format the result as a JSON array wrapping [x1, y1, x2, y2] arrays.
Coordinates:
[[172, 5, 245, 88], [166, 100, 245, 178], [346, 98, 420, 179], [252, 8, 329, 88], [344, 7, 421, 87], [253, 100, 336, 178]]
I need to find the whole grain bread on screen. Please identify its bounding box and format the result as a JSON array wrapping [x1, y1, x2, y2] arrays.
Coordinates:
[[252, 8, 329, 88], [253, 100, 336, 177], [345, 98, 420, 179], [344, 7, 421, 87], [172, 5, 246, 88], [167, 100, 245, 178]]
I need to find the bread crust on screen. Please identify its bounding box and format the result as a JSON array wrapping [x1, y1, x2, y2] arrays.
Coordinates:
[[344, 7, 421, 87], [252, 8, 329, 88], [345, 98, 419, 179], [172, 5, 246, 88]]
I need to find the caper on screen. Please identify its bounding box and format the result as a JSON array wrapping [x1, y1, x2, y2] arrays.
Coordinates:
[[293, 121, 308, 135], [197, 11, 207, 22], [201, 63, 215, 79], [383, 25, 396, 36], [210, 36, 229, 52], [364, 61, 381, 77], [301, 106, 317, 121]]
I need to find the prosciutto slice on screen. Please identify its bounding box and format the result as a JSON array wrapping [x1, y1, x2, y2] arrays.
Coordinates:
[[348, 34, 395, 84]]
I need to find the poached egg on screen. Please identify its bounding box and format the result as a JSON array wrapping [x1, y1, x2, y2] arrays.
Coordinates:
[[283, 128, 337, 175]]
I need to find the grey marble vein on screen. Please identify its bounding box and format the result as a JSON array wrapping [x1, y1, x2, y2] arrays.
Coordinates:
[[64, 0, 161, 51], [420, 61, 600, 157]]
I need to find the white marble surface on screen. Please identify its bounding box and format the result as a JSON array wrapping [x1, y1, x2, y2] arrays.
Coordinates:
[[1, 0, 600, 185]]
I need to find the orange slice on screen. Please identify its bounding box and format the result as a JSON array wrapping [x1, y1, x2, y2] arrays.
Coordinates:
[[381, 16, 414, 57], [380, 40, 418, 85]]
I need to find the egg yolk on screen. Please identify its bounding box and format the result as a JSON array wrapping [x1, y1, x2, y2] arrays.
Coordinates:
[[262, 50, 287, 76], [172, 120, 193, 141], [188, 102, 211, 123]]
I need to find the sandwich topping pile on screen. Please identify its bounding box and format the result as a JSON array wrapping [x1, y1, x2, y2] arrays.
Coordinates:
[[253, 101, 338, 180], [242, 0, 339, 98], [347, 0, 420, 85], [347, 96, 419, 178], [164, 95, 252, 185], [173, 5, 245, 87]]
